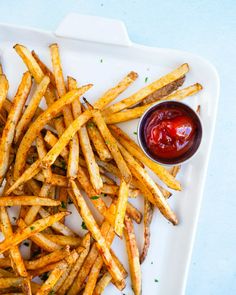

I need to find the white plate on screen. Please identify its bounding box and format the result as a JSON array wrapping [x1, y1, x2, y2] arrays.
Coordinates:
[[0, 14, 219, 295]]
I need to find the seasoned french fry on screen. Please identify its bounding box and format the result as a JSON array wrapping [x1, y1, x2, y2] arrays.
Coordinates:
[[109, 124, 181, 190], [0, 207, 27, 277], [117, 142, 178, 225], [0, 75, 9, 112], [0, 212, 68, 254], [94, 272, 112, 295], [114, 179, 129, 237], [43, 234, 81, 247], [102, 63, 189, 114], [13, 85, 92, 181], [0, 196, 60, 207], [124, 216, 141, 295], [0, 72, 32, 183], [94, 71, 138, 110], [101, 184, 139, 198], [57, 233, 90, 295], [70, 181, 125, 289], [140, 199, 154, 264], [169, 165, 181, 177], [91, 110, 131, 183], [0, 277, 23, 289], [34, 172, 68, 187], [160, 83, 202, 102], [14, 76, 50, 143], [44, 130, 68, 160]]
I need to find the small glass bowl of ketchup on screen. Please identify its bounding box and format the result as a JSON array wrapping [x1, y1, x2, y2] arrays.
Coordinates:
[[138, 101, 203, 165]]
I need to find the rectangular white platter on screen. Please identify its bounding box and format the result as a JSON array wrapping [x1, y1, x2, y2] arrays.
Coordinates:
[[0, 13, 219, 295]]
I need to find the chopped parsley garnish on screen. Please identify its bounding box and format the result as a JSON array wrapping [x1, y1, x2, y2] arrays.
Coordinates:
[[81, 221, 87, 230], [133, 131, 137, 135], [30, 226, 35, 230], [23, 242, 29, 247], [145, 77, 148, 83], [61, 201, 66, 209], [154, 279, 159, 283], [39, 272, 49, 281], [90, 196, 100, 200], [87, 122, 95, 128]]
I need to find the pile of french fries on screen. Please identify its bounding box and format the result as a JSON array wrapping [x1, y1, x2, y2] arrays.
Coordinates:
[[0, 43, 202, 294]]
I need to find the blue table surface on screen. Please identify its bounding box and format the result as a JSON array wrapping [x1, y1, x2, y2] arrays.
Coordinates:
[[0, 1, 235, 294]]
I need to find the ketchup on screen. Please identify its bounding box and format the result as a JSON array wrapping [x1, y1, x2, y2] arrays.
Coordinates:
[[144, 108, 197, 160]]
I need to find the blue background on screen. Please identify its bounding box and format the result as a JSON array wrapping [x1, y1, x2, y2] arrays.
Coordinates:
[[0, 1, 235, 294]]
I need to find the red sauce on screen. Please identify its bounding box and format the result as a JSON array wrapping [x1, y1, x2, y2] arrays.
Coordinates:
[[144, 108, 197, 160]]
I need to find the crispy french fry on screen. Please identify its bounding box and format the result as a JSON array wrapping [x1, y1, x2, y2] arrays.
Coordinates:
[[109, 124, 181, 190], [114, 179, 129, 237], [169, 165, 181, 177], [0, 75, 9, 112], [0, 212, 68, 254], [44, 130, 68, 160], [117, 142, 178, 225], [0, 277, 23, 289], [91, 110, 131, 183], [0, 207, 27, 277], [43, 234, 81, 247], [124, 216, 141, 295], [13, 85, 92, 181], [101, 184, 139, 198], [94, 272, 112, 295], [14, 76, 50, 143], [31, 50, 56, 87], [34, 172, 68, 187], [140, 199, 154, 264], [110, 248, 128, 278], [57, 233, 90, 295], [0, 196, 60, 207], [102, 63, 189, 115], [26, 246, 70, 270], [0, 72, 32, 183]]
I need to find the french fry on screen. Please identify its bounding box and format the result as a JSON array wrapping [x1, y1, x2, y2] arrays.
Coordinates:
[[91, 109, 131, 183], [140, 199, 154, 264], [14, 76, 50, 143], [43, 234, 81, 247], [102, 63, 189, 115], [34, 173, 68, 187], [0, 196, 60, 207], [117, 142, 178, 225], [114, 179, 129, 237], [70, 181, 125, 289], [0, 207, 27, 277], [169, 165, 181, 177], [94, 272, 112, 295], [38, 208, 75, 237], [26, 246, 70, 270], [57, 233, 90, 295], [110, 248, 128, 278], [94, 71, 138, 110], [0, 72, 32, 183], [44, 130, 68, 160], [67, 221, 113, 295], [13, 85, 92, 181], [101, 184, 139, 198], [0, 277, 23, 289], [109, 124, 181, 190], [0, 75, 9, 112], [0, 212, 68, 254], [124, 216, 141, 295], [31, 50, 56, 87]]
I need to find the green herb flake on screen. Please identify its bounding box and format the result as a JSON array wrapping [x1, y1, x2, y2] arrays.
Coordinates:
[[23, 242, 29, 247], [49, 290, 55, 295], [61, 201, 67, 209], [105, 140, 109, 145], [30, 226, 35, 230], [90, 196, 100, 200], [133, 131, 137, 135], [61, 160, 67, 171], [81, 221, 87, 230], [87, 122, 95, 128], [145, 77, 148, 83], [100, 58, 103, 63], [154, 279, 159, 283]]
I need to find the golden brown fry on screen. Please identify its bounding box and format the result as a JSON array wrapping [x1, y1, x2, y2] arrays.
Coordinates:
[[91, 109, 131, 183], [43, 234, 81, 247], [26, 247, 70, 270], [0, 75, 9, 113], [31, 50, 56, 87], [34, 172, 68, 187], [160, 83, 202, 102], [124, 216, 141, 295], [101, 184, 139, 198], [57, 233, 90, 295], [0, 207, 27, 277], [140, 199, 154, 264], [0, 212, 68, 254], [44, 130, 68, 160], [0, 196, 60, 207], [13, 85, 92, 181], [14, 76, 50, 143], [117, 142, 178, 225], [70, 181, 124, 289], [110, 248, 128, 278], [94, 272, 112, 295], [102, 63, 189, 114], [114, 179, 129, 237], [0, 72, 32, 183], [0, 277, 23, 289], [169, 165, 181, 177], [36, 133, 52, 182], [109, 124, 181, 190], [94, 71, 138, 110]]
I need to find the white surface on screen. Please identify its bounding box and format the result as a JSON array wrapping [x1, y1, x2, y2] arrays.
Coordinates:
[[0, 14, 219, 295]]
